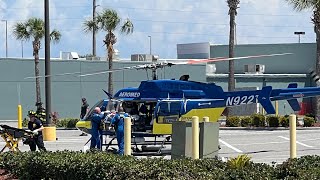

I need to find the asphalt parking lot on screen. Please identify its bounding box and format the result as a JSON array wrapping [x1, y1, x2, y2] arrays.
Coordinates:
[[1, 121, 320, 164]]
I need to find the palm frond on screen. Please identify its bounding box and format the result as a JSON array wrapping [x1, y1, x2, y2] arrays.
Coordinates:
[[12, 22, 30, 41], [26, 17, 45, 40], [285, 0, 316, 11], [99, 9, 120, 31], [50, 29, 61, 44], [83, 19, 98, 33], [121, 18, 134, 35]]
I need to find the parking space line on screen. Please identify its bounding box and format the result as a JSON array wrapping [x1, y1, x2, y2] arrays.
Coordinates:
[[219, 139, 243, 153], [278, 136, 314, 148]]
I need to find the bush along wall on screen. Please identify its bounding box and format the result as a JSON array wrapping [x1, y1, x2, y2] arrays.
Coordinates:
[[23, 118, 79, 128], [2, 151, 320, 179]]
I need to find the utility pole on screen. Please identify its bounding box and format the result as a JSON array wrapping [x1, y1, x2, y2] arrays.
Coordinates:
[[92, 0, 97, 57], [45, 0, 52, 125]]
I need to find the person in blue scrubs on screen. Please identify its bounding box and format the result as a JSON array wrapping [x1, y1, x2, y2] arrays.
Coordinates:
[[90, 107, 105, 150], [111, 106, 129, 155]]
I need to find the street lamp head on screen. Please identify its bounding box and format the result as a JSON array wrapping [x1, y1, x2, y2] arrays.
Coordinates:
[[294, 31, 305, 35]]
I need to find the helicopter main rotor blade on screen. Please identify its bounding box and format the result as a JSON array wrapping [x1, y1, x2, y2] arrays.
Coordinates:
[[170, 53, 293, 65], [24, 71, 82, 79]]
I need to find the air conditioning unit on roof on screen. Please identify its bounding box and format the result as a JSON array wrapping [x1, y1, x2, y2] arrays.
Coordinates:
[[244, 64, 265, 74]]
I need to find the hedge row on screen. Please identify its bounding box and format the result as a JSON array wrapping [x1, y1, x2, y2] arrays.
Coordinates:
[[226, 113, 316, 128], [1, 151, 320, 179], [23, 118, 79, 128]]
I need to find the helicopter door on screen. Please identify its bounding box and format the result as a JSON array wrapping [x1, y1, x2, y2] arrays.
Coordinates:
[[155, 100, 184, 124]]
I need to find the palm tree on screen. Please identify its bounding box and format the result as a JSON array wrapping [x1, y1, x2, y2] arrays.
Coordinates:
[[227, 0, 240, 116], [83, 8, 134, 95], [286, 0, 320, 120], [13, 17, 61, 108]]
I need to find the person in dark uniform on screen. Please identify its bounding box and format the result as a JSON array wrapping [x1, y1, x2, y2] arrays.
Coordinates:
[[27, 110, 46, 151], [80, 98, 89, 136], [80, 98, 89, 120]]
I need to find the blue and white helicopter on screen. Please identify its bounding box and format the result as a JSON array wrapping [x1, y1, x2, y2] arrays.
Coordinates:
[[26, 52, 320, 155]]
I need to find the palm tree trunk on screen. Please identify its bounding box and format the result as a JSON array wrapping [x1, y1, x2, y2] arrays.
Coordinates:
[[227, 2, 237, 117], [228, 10, 236, 92], [33, 40, 41, 105], [313, 8, 320, 121], [108, 42, 113, 95]]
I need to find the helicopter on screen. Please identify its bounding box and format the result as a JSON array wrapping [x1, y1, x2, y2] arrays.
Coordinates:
[[26, 52, 319, 155], [73, 53, 292, 134], [69, 52, 320, 155]]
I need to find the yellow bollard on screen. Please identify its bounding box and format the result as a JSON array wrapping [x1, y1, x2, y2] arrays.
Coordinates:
[[43, 126, 56, 141], [17, 105, 22, 129], [275, 101, 279, 116], [290, 114, 296, 159], [203, 116, 209, 122], [192, 116, 199, 159], [124, 117, 131, 156]]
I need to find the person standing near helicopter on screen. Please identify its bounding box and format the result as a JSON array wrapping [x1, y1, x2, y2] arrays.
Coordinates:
[[111, 106, 129, 155], [90, 107, 105, 150]]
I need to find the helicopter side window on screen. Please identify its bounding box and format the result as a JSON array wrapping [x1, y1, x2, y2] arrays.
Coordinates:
[[157, 101, 181, 116]]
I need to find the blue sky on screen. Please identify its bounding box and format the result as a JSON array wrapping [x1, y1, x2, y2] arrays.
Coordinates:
[[0, 0, 316, 59]]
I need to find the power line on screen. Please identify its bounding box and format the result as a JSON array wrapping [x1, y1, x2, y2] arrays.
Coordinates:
[[5, 18, 313, 29], [1, 4, 312, 17]]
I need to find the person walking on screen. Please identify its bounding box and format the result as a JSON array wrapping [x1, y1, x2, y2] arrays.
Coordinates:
[[27, 110, 46, 151]]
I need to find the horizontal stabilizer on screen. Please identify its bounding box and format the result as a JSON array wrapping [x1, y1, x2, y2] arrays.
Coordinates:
[[287, 99, 301, 111], [258, 86, 275, 114]]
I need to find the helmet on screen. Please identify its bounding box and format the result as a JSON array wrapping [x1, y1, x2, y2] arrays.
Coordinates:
[[28, 110, 36, 117]]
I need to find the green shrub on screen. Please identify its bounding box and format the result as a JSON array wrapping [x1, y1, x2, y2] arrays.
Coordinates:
[[280, 115, 299, 127], [304, 116, 315, 127], [227, 154, 252, 169], [226, 116, 240, 127], [280, 115, 289, 127], [275, 155, 320, 179], [240, 116, 252, 127], [0, 150, 277, 180], [267, 115, 279, 127], [56, 118, 79, 128], [251, 113, 265, 127], [305, 113, 315, 119]]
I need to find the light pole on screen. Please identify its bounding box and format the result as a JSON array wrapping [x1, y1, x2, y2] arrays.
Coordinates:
[[21, 40, 23, 58], [1, 20, 7, 58], [148, 35, 151, 55], [294, 31, 305, 43]]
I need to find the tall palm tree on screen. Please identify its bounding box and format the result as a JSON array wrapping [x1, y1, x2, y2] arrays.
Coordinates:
[[13, 17, 61, 108], [227, 0, 240, 91], [227, 0, 240, 116], [286, 0, 320, 120], [83, 8, 134, 95]]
